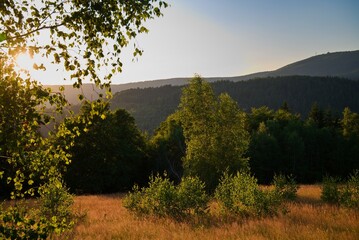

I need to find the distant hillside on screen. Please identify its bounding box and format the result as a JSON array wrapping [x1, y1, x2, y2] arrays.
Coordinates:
[[47, 50, 359, 105], [273, 51, 359, 79], [111, 76, 359, 133], [46, 75, 271, 105]]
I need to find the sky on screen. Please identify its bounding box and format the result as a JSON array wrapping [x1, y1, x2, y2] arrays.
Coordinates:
[[19, 0, 359, 85]]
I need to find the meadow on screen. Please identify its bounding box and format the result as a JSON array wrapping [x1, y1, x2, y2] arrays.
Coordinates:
[[65, 185, 359, 240]]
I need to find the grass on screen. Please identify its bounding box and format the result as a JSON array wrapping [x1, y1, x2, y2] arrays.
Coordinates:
[[62, 185, 359, 240]]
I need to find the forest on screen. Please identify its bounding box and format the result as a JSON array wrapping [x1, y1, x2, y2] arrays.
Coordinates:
[[4, 76, 358, 197], [111, 76, 359, 134], [62, 77, 359, 193]]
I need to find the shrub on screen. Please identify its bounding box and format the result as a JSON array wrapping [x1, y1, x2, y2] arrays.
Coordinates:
[[123, 174, 209, 218], [252, 189, 282, 216], [176, 176, 209, 215], [214, 171, 282, 217], [321, 176, 342, 204], [321, 170, 359, 209], [272, 174, 299, 200], [38, 179, 74, 230], [0, 204, 50, 240], [340, 170, 359, 208], [0, 179, 74, 239]]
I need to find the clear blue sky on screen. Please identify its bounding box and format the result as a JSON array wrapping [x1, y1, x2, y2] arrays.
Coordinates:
[[32, 0, 359, 84]]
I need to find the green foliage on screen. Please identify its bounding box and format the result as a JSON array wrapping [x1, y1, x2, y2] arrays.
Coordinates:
[[248, 106, 275, 132], [0, 180, 74, 239], [176, 176, 209, 215], [0, 0, 168, 87], [0, 205, 50, 240], [214, 171, 282, 217], [0, 42, 72, 239], [341, 170, 359, 208], [113, 76, 359, 184], [214, 171, 256, 214], [0, 55, 69, 196], [150, 113, 185, 182], [321, 171, 359, 208], [321, 176, 342, 204], [1, 0, 168, 238], [342, 107, 359, 137], [0, 33, 6, 42], [56, 100, 148, 194], [124, 174, 209, 218], [179, 76, 250, 192], [38, 179, 74, 225], [272, 174, 299, 200]]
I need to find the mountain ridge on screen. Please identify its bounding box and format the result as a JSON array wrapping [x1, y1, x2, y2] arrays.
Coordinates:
[[46, 50, 359, 104]]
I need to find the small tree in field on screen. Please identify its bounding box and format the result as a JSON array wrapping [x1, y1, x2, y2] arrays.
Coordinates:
[[272, 174, 299, 200], [179, 76, 250, 192]]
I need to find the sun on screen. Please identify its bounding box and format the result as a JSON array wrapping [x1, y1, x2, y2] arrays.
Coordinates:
[[16, 52, 34, 71]]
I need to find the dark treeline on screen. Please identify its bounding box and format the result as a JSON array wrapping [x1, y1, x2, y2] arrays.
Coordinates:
[[47, 80, 359, 195], [150, 103, 359, 185], [5, 76, 356, 197], [111, 76, 359, 134], [246, 105, 359, 183]]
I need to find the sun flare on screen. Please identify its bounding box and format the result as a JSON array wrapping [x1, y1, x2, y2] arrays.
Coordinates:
[[16, 52, 34, 71]]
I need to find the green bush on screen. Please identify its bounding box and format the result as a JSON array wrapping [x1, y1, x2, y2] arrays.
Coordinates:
[[0, 204, 50, 240], [321, 176, 342, 204], [214, 171, 282, 217], [321, 170, 359, 209], [0, 179, 74, 239], [176, 176, 209, 215], [272, 174, 299, 200], [123, 174, 209, 218], [38, 179, 74, 229], [340, 170, 359, 208], [252, 189, 282, 217]]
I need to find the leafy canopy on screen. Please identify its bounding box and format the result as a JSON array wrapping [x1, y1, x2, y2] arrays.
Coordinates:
[[0, 0, 168, 87]]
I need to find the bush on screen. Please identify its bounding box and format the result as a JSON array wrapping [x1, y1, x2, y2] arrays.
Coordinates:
[[340, 170, 359, 208], [252, 189, 282, 216], [272, 174, 299, 200], [38, 179, 74, 228], [123, 174, 209, 218], [0, 204, 50, 240], [0, 179, 74, 239], [321, 170, 359, 209], [176, 176, 209, 215], [214, 171, 282, 217], [321, 176, 342, 204]]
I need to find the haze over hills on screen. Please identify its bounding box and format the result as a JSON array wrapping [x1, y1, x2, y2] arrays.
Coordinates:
[[47, 50, 359, 104]]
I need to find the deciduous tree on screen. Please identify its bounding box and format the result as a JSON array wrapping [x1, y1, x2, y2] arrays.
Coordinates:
[[179, 77, 250, 192], [0, 0, 168, 87]]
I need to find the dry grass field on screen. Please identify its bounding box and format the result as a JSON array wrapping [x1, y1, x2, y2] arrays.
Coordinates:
[[59, 185, 359, 240]]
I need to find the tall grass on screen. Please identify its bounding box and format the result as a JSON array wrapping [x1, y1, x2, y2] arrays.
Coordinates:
[[66, 185, 359, 240]]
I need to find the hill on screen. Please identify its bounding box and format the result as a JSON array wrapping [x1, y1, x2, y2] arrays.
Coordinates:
[[110, 76, 359, 133], [47, 50, 359, 105], [273, 51, 359, 79]]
